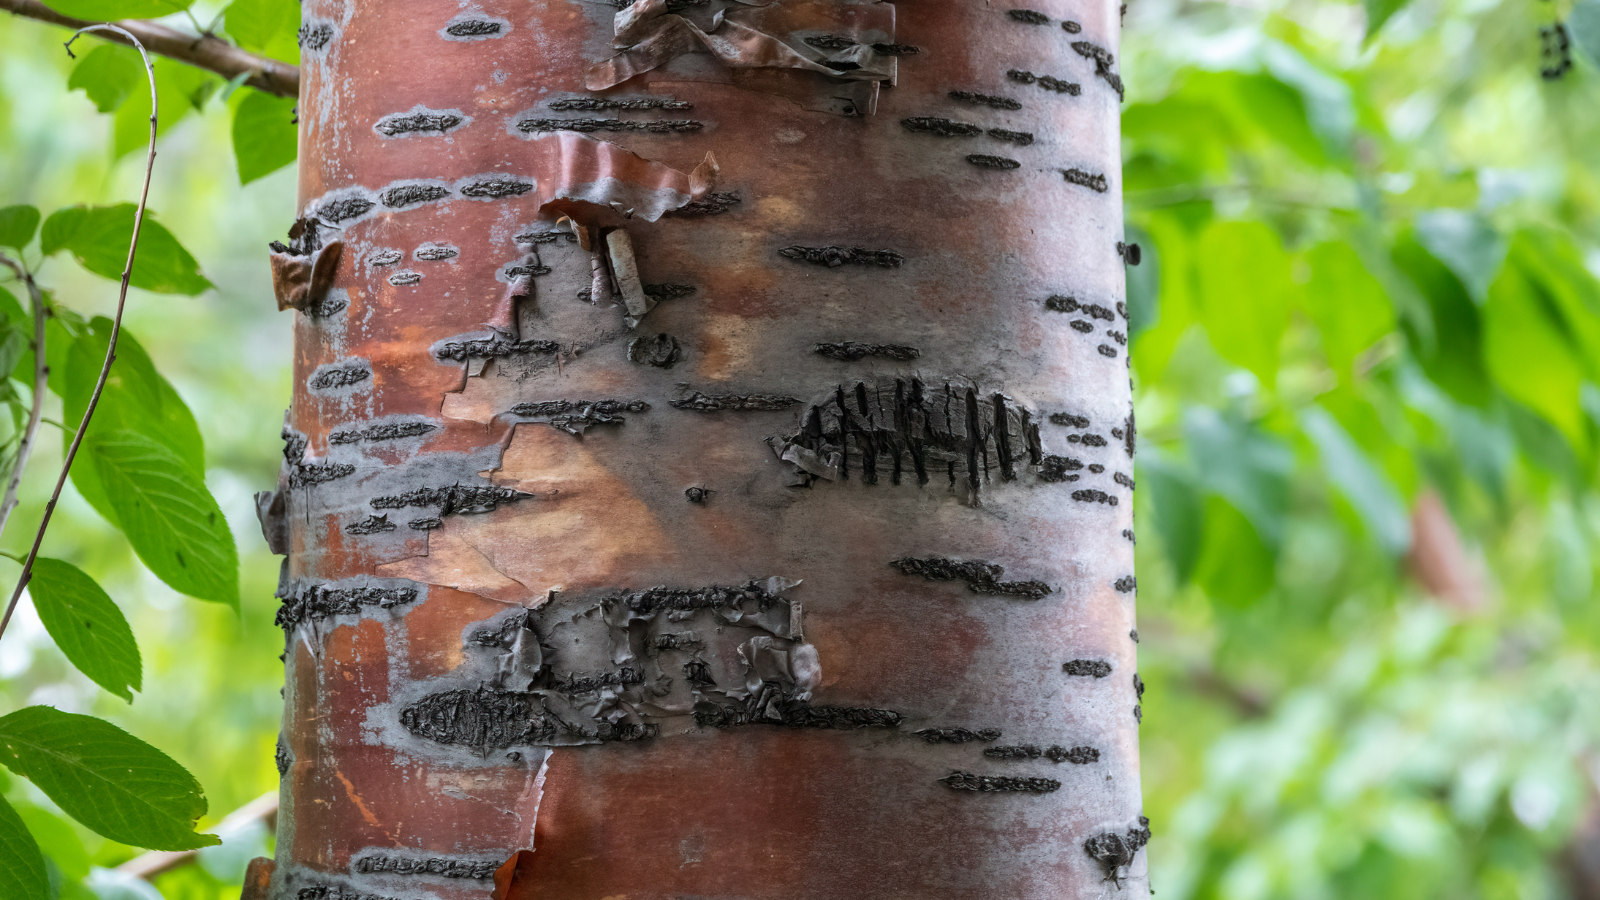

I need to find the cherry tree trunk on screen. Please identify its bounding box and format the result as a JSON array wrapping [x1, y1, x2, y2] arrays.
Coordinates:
[[261, 0, 1145, 896]]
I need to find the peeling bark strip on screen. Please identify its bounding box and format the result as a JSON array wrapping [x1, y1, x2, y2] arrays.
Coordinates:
[[549, 96, 692, 110], [773, 379, 1046, 491], [353, 855, 500, 879], [371, 484, 533, 514], [940, 772, 1061, 793], [373, 107, 467, 137], [509, 399, 650, 432], [1085, 817, 1152, 886], [985, 744, 1100, 764], [919, 727, 1001, 742], [780, 246, 905, 268], [275, 585, 418, 629], [670, 392, 799, 411], [891, 557, 1051, 600], [1063, 659, 1113, 677], [814, 342, 920, 361], [516, 118, 704, 134], [434, 333, 560, 361]]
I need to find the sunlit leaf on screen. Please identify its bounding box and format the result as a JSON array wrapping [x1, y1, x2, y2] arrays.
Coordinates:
[[1194, 496, 1277, 607], [41, 205, 210, 296], [232, 90, 299, 185], [88, 430, 238, 607], [111, 61, 218, 161], [1302, 240, 1393, 376], [0, 707, 218, 851], [1483, 244, 1589, 453], [1260, 41, 1355, 160], [66, 45, 143, 114], [1362, 0, 1410, 41], [0, 205, 40, 250], [1393, 233, 1492, 407], [1195, 220, 1291, 386], [48, 0, 192, 17], [224, 0, 303, 58], [29, 558, 142, 702], [1413, 211, 1505, 306], [0, 794, 49, 900]]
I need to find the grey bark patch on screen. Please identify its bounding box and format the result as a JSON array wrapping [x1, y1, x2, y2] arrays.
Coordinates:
[[891, 556, 1051, 600], [814, 342, 920, 362], [967, 154, 1021, 169], [414, 243, 459, 261], [939, 772, 1061, 792], [379, 182, 451, 209], [670, 391, 799, 412], [352, 854, 500, 879], [549, 96, 692, 111], [949, 90, 1023, 110], [780, 246, 904, 268], [275, 584, 418, 629], [374, 106, 468, 137], [1063, 659, 1112, 677], [1063, 168, 1110, 192], [516, 117, 703, 134], [628, 333, 682, 368], [440, 15, 509, 40], [308, 361, 372, 392], [901, 116, 984, 137], [458, 176, 534, 199], [918, 727, 1001, 743]]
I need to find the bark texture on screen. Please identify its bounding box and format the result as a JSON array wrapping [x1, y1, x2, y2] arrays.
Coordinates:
[[263, 0, 1142, 896]]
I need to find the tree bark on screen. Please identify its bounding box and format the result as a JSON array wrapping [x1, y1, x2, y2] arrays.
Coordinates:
[[263, 0, 1144, 897]]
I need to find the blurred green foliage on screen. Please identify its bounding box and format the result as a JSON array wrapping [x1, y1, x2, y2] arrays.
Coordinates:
[[0, 0, 1597, 895]]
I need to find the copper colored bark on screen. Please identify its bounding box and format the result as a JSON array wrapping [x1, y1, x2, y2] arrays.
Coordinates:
[[265, 0, 1142, 896]]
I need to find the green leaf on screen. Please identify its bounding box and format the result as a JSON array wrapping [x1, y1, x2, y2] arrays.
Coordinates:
[[14, 804, 89, 882], [48, 0, 192, 20], [1484, 246, 1589, 453], [224, 0, 302, 56], [1259, 41, 1354, 160], [87, 430, 237, 607], [1301, 241, 1394, 377], [1362, 0, 1409, 41], [1194, 496, 1277, 607], [1571, 0, 1600, 65], [1184, 407, 1294, 547], [41, 205, 210, 296], [29, 558, 142, 702], [66, 45, 143, 114], [111, 61, 218, 161], [0, 707, 218, 851], [0, 794, 49, 900], [1141, 451, 1204, 584], [1393, 232, 1492, 407], [1195, 220, 1291, 386], [1300, 407, 1412, 554], [0, 206, 40, 250], [1413, 211, 1505, 306], [232, 90, 299, 185]]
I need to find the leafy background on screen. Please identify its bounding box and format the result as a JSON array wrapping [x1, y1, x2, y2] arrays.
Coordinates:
[[0, 0, 1599, 895]]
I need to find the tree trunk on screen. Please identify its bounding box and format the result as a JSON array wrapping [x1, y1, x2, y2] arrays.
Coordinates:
[[262, 0, 1144, 897]]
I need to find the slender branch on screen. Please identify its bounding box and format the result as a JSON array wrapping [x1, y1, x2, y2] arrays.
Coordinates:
[[0, 255, 49, 543], [0, 25, 158, 642], [117, 791, 279, 880], [0, 0, 298, 99]]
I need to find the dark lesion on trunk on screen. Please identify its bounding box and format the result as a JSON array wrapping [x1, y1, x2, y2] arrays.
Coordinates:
[[940, 772, 1061, 792], [918, 727, 1002, 742], [1085, 817, 1151, 886], [984, 744, 1100, 764], [891, 556, 1051, 600]]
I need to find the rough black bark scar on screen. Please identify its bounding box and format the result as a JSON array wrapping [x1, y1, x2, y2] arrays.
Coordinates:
[[780, 246, 905, 268], [891, 557, 1051, 600]]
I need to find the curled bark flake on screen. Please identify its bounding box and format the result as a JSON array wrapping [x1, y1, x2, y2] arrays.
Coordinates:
[[374, 107, 466, 137], [918, 727, 1001, 743], [1063, 659, 1112, 677], [270, 242, 343, 314], [780, 246, 904, 268], [1117, 241, 1142, 265], [967, 154, 1021, 170], [949, 90, 1022, 110], [891, 556, 1051, 600], [939, 772, 1060, 792], [813, 342, 920, 361], [901, 116, 984, 137], [669, 391, 799, 412]]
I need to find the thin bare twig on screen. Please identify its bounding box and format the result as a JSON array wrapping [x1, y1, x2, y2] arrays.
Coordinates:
[[0, 0, 298, 98], [0, 255, 49, 543], [0, 25, 158, 642]]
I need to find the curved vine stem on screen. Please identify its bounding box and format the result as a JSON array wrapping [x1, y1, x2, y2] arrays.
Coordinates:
[[0, 24, 158, 642], [0, 255, 50, 545]]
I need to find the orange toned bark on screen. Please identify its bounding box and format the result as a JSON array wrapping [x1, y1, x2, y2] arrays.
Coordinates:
[[262, 0, 1145, 897]]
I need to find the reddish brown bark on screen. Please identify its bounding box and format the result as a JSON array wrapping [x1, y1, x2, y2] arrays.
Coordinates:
[[264, 0, 1143, 897]]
